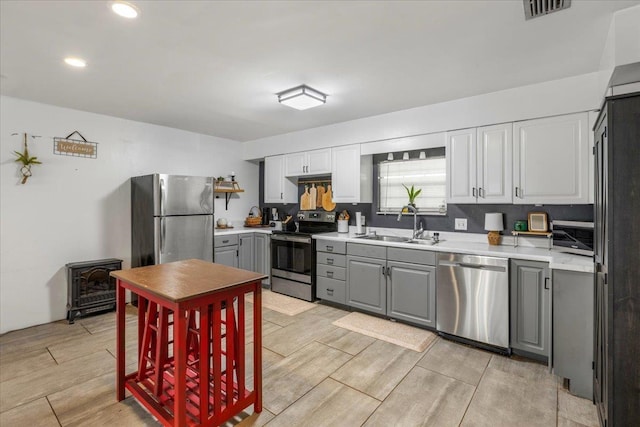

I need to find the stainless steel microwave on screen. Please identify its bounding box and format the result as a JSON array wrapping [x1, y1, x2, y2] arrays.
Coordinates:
[[551, 220, 594, 257]]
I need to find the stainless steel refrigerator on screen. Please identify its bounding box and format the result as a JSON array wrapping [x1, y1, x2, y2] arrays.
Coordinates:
[[131, 174, 214, 269]]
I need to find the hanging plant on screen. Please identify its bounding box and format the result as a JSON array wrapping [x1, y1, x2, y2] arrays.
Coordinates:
[[13, 133, 42, 184]]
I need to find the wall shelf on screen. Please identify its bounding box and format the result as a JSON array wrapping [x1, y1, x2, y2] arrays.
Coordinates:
[[215, 181, 244, 210]]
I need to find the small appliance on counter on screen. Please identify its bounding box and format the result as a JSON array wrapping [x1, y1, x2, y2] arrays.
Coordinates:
[[261, 206, 271, 225], [551, 220, 594, 256]]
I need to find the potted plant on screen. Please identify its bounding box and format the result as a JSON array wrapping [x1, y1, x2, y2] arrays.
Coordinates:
[[402, 184, 421, 207]]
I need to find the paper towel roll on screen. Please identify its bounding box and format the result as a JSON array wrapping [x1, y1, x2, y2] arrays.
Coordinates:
[[356, 212, 363, 234]]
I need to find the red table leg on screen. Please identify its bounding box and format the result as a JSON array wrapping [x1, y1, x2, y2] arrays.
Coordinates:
[[173, 307, 187, 426], [253, 284, 262, 412], [116, 279, 126, 401]]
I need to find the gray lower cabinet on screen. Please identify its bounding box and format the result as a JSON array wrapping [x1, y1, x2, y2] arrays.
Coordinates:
[[214, 234, 239, 268], [215, 233, 270, 283], [316, 239, 347, 304], [254, 233, 271, 285], [214, 246, 238, 268], [553, 269, 593, 399], [346, 255, 387, 315], [238, 233, 255, 271], [510, 259, 550, 359], [387, 261, 436, 328]]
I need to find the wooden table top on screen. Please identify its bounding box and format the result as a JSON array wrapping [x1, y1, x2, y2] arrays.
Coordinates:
[[111, 259, 267, 302]]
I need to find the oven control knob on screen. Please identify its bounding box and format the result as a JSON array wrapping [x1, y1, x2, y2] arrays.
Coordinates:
[[297, 213, 305, 220]]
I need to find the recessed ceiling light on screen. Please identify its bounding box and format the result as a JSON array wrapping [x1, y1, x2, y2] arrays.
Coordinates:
[[111, 1, 139, 19], [277, 85, 327, 110], [64, 57, 87, 68]]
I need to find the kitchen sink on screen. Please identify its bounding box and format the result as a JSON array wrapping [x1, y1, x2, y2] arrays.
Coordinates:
[[407, 239, 443, 246], [356, 234, 411, 243]]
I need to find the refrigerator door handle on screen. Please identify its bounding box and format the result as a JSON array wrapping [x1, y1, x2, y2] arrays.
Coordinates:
[[161, 217, 166, 254], [159, 177, 166, 216]]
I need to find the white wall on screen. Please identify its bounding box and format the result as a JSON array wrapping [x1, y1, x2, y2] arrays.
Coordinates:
[[0, 96, 258, 333], [242, 72, 601, 160], [598, 5, 640, 96]]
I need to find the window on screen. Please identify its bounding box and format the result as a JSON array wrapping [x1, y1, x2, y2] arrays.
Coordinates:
[[378, 150, 446, 214]]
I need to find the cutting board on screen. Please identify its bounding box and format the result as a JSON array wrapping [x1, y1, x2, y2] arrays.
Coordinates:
[[317, 185, 326, 207], [309, 184, 317, 210], [300, 185, 311, 210], [322, 184, 336, 211]]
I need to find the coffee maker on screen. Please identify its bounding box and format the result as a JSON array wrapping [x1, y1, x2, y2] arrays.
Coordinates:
[[261, 206, 271, 225]]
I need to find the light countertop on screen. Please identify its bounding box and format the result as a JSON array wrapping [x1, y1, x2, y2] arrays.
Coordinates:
[[313, 230, 594, 274], [215, 226, 273, 235], [214, 226, 593, 273]]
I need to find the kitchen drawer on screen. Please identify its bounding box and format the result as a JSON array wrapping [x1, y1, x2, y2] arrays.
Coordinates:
[[347, 242, 386, 259], [316, 252, 346, 267], [316, 277, 346, 304], [215, 234, 239, 247], [387, 247, 436, 265], [316, 239, 346, 254], [316, 264, 346, 281]]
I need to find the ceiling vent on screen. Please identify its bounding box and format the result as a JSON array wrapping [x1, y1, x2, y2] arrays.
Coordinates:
[[523, 0, 571, 20]]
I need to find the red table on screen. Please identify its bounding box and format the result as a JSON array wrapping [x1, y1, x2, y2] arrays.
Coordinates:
[[111, 259, 266, 427]]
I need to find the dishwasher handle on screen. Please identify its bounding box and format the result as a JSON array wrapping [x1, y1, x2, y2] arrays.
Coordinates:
[[439, 260, 506, 273]]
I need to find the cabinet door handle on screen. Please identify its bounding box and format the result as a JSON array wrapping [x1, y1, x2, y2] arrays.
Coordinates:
[[327, 271, 334, 278], [472, 187, 477, 197], [327, 258, 334, 265], [280, 192, 283, 200], [382, 266, 386, 276], [515, 187, 519, 198], [326, 245, 333, 252], [544, 277, 550, 290], [479, 187, 484, 198], [387, 267, 391, 279], [327, 288, 334, 295], [222, 239, 229, 244]]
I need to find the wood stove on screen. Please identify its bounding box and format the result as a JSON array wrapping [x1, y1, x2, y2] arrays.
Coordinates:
[[66, 258, 122, 324]]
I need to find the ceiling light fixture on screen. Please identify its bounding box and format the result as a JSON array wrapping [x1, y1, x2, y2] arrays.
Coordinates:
[[277, 85, 327, 110], [64, 57, 87, 68], [111, 1, 139, 19]]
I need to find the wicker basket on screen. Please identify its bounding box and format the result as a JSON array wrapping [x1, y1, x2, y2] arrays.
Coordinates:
[[245, 216, 262, 226]]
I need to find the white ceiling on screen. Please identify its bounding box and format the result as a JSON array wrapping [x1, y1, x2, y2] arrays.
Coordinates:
[[1, 1, 638, 142]]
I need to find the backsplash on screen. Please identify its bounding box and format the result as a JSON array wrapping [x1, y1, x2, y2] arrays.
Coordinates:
[[258, 161, 593, 233]]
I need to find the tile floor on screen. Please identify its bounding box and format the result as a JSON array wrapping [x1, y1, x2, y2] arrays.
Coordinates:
[[0, 302, 599, 426]]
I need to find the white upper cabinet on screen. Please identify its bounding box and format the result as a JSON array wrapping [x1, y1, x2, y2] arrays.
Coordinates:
[[447, 124, 512, 204], [477, 123, 513, 204], [513, 112, 589, 204], [446, 128, 477, 203], [264, 155, 297, 203], [284, 148, 331, 177], [331, 144, 372, 203]]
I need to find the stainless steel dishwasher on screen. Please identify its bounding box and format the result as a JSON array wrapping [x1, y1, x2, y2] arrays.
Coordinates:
[[436, 253, 509, 349]]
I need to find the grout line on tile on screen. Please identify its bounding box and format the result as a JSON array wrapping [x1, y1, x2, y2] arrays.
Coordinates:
[[457, 355, 491, 425], [46, 347, 59, 365], [45, 396, 62, 427]]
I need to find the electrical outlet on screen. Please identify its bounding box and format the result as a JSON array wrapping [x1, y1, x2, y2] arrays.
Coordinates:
[[455, 218, 467, 231]]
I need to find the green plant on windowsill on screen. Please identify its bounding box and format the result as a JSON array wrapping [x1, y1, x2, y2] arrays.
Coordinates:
[[13, 133, 42, 184], [403, 184, 421, 206]]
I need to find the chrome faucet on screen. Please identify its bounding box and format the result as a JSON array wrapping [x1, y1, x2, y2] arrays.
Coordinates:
[[397, 205, 422, 239]]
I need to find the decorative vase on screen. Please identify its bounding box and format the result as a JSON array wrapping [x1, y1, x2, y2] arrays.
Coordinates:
[[487, 231, 501, 246]]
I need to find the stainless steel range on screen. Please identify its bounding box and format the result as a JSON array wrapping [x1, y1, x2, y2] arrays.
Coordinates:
[[271, 211, 337, 301]]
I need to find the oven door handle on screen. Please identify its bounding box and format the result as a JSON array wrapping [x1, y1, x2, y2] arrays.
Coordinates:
[[271, 235, 311, 244]]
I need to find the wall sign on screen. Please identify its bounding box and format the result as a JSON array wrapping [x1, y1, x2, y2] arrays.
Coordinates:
[[54, 131, 98, 158]]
